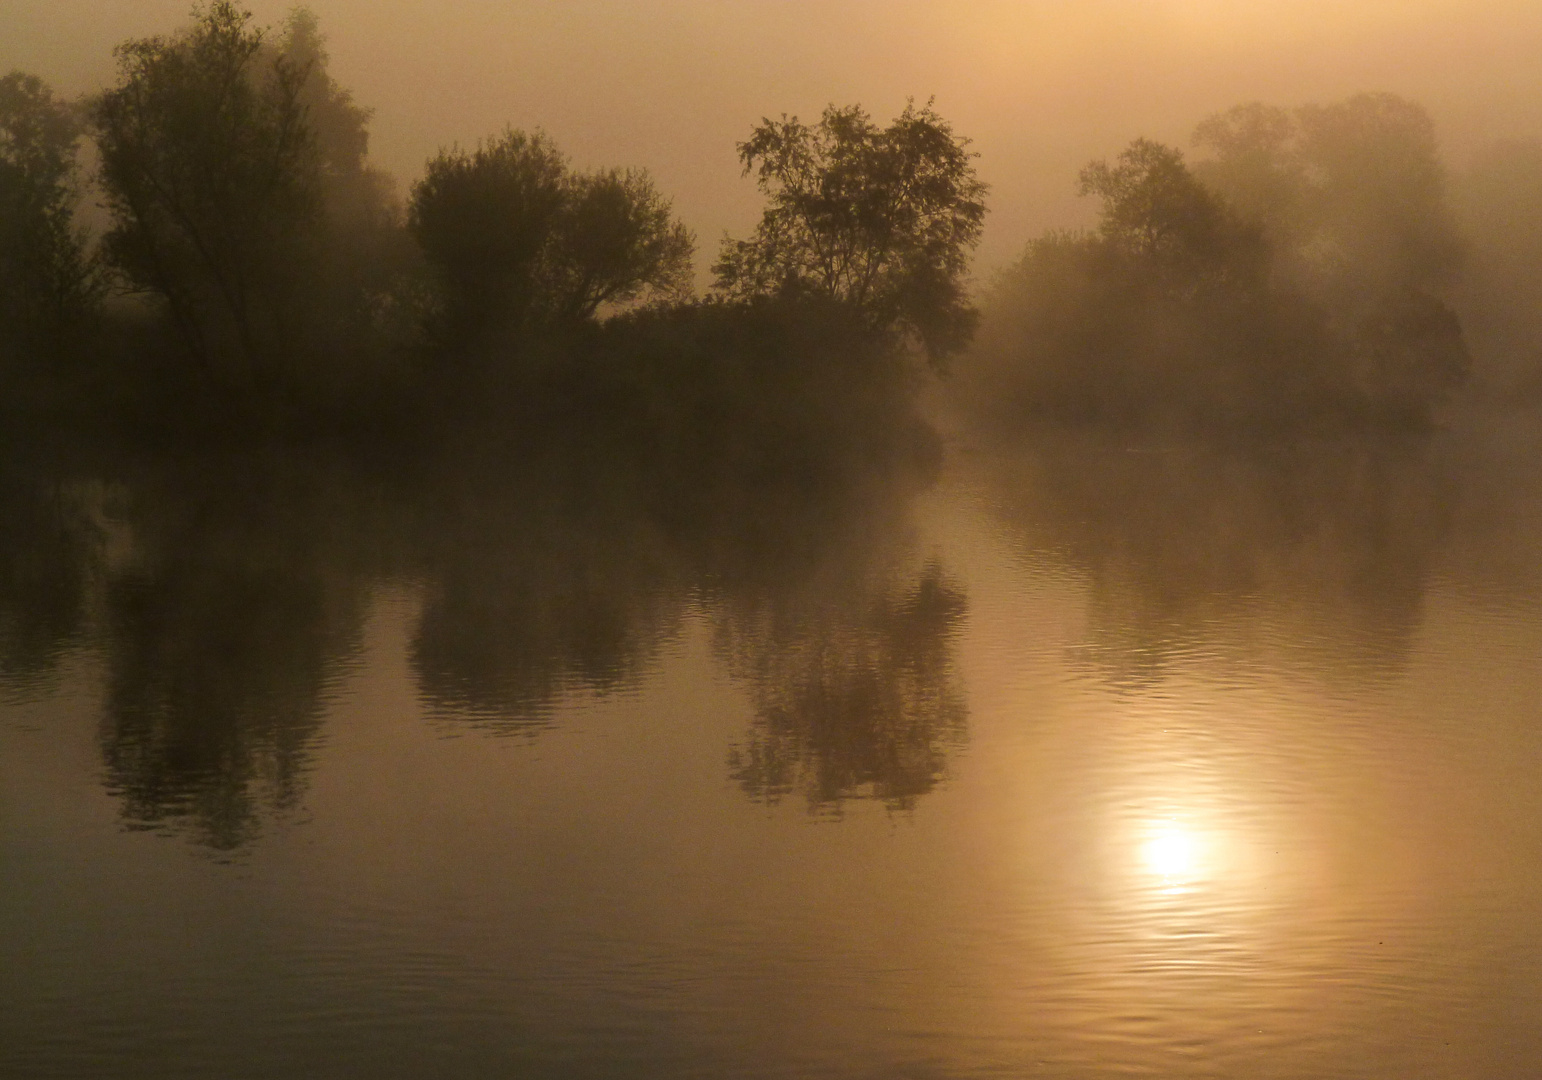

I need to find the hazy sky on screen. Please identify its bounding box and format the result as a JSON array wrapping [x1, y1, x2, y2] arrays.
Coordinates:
[[5, 0, 1542, 278]]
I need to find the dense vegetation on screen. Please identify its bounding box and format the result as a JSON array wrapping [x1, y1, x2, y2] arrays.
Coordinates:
[[963, 95, 1475, 430], [3, 2, 1540, 455]]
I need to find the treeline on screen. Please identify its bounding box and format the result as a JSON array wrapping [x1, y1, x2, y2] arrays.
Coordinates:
[[0, 2, 983, 466], [5, 3, 1541, 448], [962, 94, 1539, 430]]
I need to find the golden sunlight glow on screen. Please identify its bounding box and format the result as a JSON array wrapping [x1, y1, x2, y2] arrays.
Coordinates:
[[1142, 821, 1203, 882]]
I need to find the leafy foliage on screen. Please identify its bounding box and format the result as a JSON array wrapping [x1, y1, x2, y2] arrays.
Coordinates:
[[1080, 139, 1226, 260], [0, 71, 99, 359], [534, 168, 694, 323], [409, 129, 566, 328], [1193, 93, 1468, 408], [409, 129, 693, 334], [968, 95, 1471, 430], [713, 101, 987, 364], [94, 1, 320, 376]]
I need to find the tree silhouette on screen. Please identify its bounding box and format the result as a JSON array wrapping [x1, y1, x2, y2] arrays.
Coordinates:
[[0, 71, 100, 363], [94, 2, 319, 377], [714, 101, 987, 364], [410, 129, 692, 335]]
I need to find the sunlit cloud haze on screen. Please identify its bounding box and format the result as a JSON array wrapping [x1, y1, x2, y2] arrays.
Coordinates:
[[5, 0, 1541, 277]]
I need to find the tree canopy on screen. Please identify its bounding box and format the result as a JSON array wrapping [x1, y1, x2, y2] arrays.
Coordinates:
[[410, 129, 693, 334], [94, 1, 320, 375], [713, 101, 987, 364], [1077, 138, 1265, 289], [1193, 93, 1468, 408], [966, 93, 1473, 430], [0, 71, 98, 358], [1194, 93, 1462, 294]]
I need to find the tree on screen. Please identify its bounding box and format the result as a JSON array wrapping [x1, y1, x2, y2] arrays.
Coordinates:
[[94, 1, 320, 378], [1192, 93, 1468, 411], [1077, 138, 1263, 287], [272, 10, 400, 254], [0, 71, 99, 358], [1194, 94, 1463, 295], [1450, 140, 1542, 393], [965, 139, 1343, 427], [1191, 103, 1304, 240], [713, 101, 988, 364], [1295, 93, 1460, 292], [409, 129, 694, 333], [408, 129, 568, 330], [534, 168, 694, 323]]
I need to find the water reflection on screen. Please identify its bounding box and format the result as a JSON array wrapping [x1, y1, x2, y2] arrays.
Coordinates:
[[406, 446, 972, 810], [0, 442, 968, 847], [980, 431, 1451, 685], [0, 468, 100, 692], [1141, 820, 1203, 884], [720, 561, 968, 810], [97, 460, 379, 849], [410, 472, 683, 732]]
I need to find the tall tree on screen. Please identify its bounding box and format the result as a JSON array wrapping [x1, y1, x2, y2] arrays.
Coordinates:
[[0, 71, 99, 359], [94, 1, 320, 379], [713, 101, 988, 364], [272, 10, 399, 244]]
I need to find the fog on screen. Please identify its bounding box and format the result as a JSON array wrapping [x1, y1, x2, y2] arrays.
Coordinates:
[[5, 0, 1542, 277], [12, 6, 1542, 1077]]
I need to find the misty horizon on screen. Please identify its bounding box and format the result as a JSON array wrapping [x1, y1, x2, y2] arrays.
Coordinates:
[[7, 5, 1542, 1078], [5, 0, 1542, 278]]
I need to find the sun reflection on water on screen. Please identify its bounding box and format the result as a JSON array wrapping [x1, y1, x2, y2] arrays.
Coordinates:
[[1140, 820, 1207, 888]]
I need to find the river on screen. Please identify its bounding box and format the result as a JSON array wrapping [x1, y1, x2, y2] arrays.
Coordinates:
[[4, 419, 1541, 1078]]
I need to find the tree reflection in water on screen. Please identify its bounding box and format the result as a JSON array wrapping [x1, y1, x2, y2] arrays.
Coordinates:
[[720, 561, 968, 811], [409, 467, 683, 734], [980, 430, 1452, 687], [98, 460, 379, 850], [409, 447, 972, 810], [0, 468, 100, 690], [0, 437, 970, 848]]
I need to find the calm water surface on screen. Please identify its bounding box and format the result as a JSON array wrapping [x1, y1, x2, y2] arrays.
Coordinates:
[[4, 425, 1542, 1078]]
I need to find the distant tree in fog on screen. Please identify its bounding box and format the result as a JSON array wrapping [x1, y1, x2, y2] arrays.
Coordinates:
[[1189, 103, 1304, 240], [1077, 138, 1268, 288], [713, 101, 988, 365], [962, 93, 1470, 429], [1451, 140, 1542, 394], [1193, 93, 1468, 409], [273, 8, 408, 331], [409, 129, 694, 334], [967, 137, 1318, 425], [0, 71, 100, 360]]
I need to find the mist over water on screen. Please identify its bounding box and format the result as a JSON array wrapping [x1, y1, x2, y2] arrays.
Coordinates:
[[6, 419, 1542, 1077], [5, 2, 1542, 1077]]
